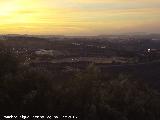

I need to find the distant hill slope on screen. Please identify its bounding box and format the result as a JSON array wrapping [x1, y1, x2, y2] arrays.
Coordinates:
[[0, 36, 54, 49]]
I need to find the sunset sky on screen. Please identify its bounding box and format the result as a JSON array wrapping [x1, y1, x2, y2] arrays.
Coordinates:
[[0, 0, 160, 35]]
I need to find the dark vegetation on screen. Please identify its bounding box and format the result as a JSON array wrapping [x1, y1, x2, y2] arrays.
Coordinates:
[[0, 47, 160, 120]]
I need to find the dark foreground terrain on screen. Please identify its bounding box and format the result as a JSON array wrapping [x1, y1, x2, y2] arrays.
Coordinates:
[[0, 35, 160, 120]]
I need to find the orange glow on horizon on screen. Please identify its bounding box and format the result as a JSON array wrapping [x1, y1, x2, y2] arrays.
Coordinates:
[[0, 0, 160, 35]]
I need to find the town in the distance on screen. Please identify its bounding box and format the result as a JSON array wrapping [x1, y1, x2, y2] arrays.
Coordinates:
[[1, 34, 160, 65]]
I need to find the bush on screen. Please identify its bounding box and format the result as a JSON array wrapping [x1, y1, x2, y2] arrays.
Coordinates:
[[0, 51, 160, 120]]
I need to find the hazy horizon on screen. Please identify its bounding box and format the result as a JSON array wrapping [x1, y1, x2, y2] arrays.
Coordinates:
[[2, 31, 160, 36], [0, 0, 160, 35]]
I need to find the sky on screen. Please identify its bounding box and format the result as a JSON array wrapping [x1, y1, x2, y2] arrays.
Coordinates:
[[0, 0, 160, 35]]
